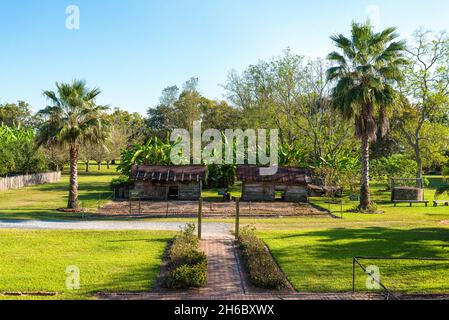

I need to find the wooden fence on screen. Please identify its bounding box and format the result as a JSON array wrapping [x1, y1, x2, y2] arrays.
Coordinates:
[[0, 172, 61, 192]]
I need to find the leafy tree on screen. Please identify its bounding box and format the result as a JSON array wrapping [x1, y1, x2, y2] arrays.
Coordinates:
[[147, 79, 241, 141], [0, 146, 16, 176], [224, 50, 357, 164], [37, 80, 109, 209], [0, 124, 49, 176], [371, 154, 417, 190], [327, 22, 407, 210], [42, 144, 69, 172], [0, 101, 32, 127], [312, 150, 361, 195], [396, 30, 449, 178], [206, 165, 236, 188]]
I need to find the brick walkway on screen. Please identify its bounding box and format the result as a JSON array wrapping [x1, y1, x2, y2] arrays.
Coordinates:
[[199, 238, 246, 297], [99, 236, 385, 300]]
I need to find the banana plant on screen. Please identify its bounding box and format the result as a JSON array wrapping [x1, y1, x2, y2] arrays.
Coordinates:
[[118, 136, 186, 176]]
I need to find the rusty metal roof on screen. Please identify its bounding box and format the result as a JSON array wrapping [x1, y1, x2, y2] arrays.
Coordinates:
[[131, 165, 207, 182], [237, 165, 312, 184]]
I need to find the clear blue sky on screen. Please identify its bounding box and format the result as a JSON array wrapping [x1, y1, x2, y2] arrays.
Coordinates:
[[1, 0, 449, 115]]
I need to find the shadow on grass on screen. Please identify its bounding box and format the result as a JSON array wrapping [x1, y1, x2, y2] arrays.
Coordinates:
[[270, 227, 449, 256], [0, 210, 86, 221], [265, 227, 449, 293]]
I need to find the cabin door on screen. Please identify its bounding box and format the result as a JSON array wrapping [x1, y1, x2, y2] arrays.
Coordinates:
[[168, 186, 179, 200]]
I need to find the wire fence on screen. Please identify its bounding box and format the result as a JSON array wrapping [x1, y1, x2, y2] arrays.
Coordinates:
[[352, 256, 449, 300]]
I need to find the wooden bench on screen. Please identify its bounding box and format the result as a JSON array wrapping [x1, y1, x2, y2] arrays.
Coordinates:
[[393, 200, 429, 207], [433, 200, 449, 207]]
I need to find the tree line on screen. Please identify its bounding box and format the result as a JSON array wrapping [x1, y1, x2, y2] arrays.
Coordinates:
[[1, 22, 449, 211]]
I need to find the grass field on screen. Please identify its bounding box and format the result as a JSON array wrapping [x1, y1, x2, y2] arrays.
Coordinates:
[[0, 229, 174, 300], [259, 227, 449, 294], [0, 163, 119, 220], [2, 165, 449, 295], [237, 179, 449, 294]]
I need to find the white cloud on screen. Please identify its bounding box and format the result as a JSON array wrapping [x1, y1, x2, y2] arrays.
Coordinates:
[[366, 5, 381, 30]]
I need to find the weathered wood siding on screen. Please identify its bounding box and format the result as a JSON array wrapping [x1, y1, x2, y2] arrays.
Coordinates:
[[284, 185, 308, 202], [134, 182, 167, 200], [242, 183, 308, 202], [242, 183, 276, 201], [133, 181, 201, 201], [0, 172, 61, 192], [179, 182, 201, 200]]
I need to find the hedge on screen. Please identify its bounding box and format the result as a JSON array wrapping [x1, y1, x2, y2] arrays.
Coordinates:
[[165, 224, 208, 289], [238, 227, 288, 290]]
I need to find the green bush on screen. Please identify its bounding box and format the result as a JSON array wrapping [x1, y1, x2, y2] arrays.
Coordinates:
[[166, 263, 208, 289], [0, 125, 49, 176], [371, 154, 417, 189], [110, 175, 131, 189], [238, 227, 288, 290], [206, 164, 236, 188], [165, 224, 208, 289]]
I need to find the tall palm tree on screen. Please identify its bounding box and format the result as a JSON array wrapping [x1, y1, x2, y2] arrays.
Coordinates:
[[327, 22, 407, 210], [37, 80, 109, 210]]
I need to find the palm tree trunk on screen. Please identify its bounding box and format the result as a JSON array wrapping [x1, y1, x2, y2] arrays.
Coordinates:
[[68, 144, 79, 209], [360, 135, 371, 210]]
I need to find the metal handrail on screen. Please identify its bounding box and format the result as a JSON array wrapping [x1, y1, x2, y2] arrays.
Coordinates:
[[352, 256, 449, 300], [353, 257, 398, 300]]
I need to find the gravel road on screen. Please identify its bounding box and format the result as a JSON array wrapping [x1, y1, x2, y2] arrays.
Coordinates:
[[0, 220, 233, 237]]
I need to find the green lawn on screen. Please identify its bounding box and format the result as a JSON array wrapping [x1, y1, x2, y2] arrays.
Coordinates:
[[246, 178, 449, 295], [259, 227, 449, 294], [2, 167, 449, 295], [0, 229, 174, 300], [0, 164, 119, 220]]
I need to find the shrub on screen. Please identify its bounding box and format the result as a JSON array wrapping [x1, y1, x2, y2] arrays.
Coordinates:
[[238, 227, 288, 290], [166, 263, 208, 289], [165, 224, 208, 289], [371, 155, 417, 190], [110, 175, 131, 189], [0, 125, 49, 176], [206, 164, 236, 188]]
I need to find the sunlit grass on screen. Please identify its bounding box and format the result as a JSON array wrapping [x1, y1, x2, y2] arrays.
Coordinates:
[[0, 229, 174, 300], [0, 164, 119, 220], [260, 227, 449, 294]]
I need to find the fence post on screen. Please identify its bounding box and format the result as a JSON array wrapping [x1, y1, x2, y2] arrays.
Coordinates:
[[198, 197, 203, 239], [352, 258, 356, 293], [235, 198, 240, 240]]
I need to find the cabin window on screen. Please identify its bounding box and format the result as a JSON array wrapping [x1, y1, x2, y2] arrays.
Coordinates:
[[168, 186, 179, 199]]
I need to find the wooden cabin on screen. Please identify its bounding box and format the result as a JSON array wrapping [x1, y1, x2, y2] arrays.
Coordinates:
[[130, 165, 207, 201], [237, 166, 312, 202]]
